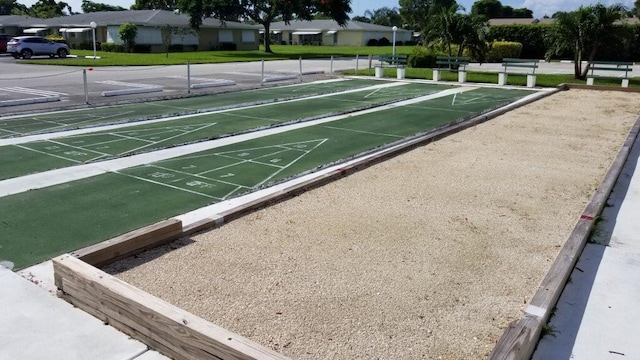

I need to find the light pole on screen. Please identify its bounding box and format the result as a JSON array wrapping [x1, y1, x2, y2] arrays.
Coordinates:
[[392, 26, 398, 56], [90, 21, 97, 61]]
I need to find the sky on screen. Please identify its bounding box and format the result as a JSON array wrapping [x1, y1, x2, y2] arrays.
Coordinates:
[[17, 0, 637, 20]]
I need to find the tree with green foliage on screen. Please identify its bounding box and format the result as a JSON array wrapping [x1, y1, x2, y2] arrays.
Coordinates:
[[13, 0, 73, 17], [119, 23, 138, 52], [176, 0, 351, 53], [81, 0, 126, 12], [363, 7, 402, 27], [422, 3, 463, 56], [452, 13, 488, 61], [471, 0, 502, 18], [633, 0, 640, 18], [351, 15, 370, 23], [512, 8, 533, 18], [546, 3, 626, 79], [131, 0, 177, 10], [399, 0, 456, 31], [0, 0, 26, 15]]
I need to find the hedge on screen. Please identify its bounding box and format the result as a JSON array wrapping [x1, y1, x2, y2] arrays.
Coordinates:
[[486, 41, 522, 62]]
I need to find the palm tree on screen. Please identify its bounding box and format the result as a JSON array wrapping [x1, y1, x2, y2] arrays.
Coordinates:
[[422, 3, 464, 57], [546, 3, 626, 79]]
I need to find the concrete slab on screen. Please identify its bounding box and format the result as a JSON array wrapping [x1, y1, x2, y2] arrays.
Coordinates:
[[0, 265, 150, 360]]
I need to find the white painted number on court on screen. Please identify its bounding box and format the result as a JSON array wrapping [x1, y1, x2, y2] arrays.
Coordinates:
[[186, 180, 215, 189], [150, 172, 174, 179], [220, 173, 235, 178], [270, 158, 282, 163], [64, 151, 87, 156]]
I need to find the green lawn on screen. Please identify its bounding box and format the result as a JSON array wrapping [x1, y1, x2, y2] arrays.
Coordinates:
[[20, 44, 416, 66]]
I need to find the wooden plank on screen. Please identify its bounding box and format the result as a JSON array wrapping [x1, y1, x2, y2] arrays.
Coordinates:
[[489, 115, 640, 359], [489, 315, 542, 360], [71, 219, 183, 268], [53, 255, 290, 360]]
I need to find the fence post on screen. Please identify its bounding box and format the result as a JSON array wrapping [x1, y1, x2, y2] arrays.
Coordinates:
[[368, 54, 373, 71], [261, 59, 265, 86], [83, 69, 89, 104], [355, 54, 359, 75], [330, 55, 334, 76], [299, 56, 303, 82], [187, 61, 191, 94]]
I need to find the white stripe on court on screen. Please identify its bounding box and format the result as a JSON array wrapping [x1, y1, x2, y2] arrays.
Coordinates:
[[0, 82, 408, 147], [0, 86, 475, 197]]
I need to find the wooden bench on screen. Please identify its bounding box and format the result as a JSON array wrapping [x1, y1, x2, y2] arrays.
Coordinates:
[[586, 61, 633, 87], [375, 54, 408, 79], [500, 58, 539, 87], [433, 56, 470, 83]]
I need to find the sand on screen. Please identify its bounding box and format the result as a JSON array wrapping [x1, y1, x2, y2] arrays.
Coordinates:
[[106, 88, 640, 359]]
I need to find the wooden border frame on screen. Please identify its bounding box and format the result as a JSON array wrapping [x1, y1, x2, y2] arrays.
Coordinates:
[[52, 88, 561, 360], [489, 115, 640, 359]]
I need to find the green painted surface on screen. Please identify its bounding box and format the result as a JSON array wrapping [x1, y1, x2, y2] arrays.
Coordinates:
[[0, 79, 378, 138], [0, 83, 450, 181], [0, 86, 535, 269]]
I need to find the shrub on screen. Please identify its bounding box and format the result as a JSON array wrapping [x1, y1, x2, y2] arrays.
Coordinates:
[[404, 40, 417, 46], [486, 41, 523, 62], [377, 37, 391, 46], [133, 44, 151, 53], [487, 24, 550, 59], [367, 38, 378, 46], [219, 42, 237, 51], [100, 42, 114, 52], [407, 46, 439, 68], [169, 44, 184, 52]]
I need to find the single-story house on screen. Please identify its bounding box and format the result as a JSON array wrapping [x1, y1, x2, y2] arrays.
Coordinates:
[[0, 15, 49, 36], [268, 20, 412, 46], [1, 10, 261, 52]]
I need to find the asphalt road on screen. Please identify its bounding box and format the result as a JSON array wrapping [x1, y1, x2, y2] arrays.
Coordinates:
[[0, 56, 363, 113]]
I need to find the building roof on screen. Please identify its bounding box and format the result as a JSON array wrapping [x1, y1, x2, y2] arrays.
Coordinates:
[[1, 10, 259, 30], [270, 19, 411, 33], [487, 18, 539, 26]]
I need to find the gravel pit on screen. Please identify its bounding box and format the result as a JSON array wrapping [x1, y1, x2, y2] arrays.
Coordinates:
[[106, 89, 640, 359]]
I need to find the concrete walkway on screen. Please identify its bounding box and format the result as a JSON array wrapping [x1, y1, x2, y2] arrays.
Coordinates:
[[533, 131, 640, 359]]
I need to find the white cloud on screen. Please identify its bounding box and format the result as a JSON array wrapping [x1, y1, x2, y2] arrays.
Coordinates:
[[520, 0, 634, 18]]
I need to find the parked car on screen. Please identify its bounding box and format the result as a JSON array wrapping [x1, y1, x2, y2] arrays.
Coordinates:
[[6, 36, 70, 59], [0, 34, 11, 53]]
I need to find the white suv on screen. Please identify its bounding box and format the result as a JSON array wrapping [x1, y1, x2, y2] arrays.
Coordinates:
[[7, 36, 70, 59]]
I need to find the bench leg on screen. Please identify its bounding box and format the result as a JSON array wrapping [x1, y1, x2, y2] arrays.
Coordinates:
[[527, 74, 536, 88], [433, 69, 441, 81], [622, 78, 630, 88], [498, 72, 507, 86], [458, 71, 467, 83], [375, 66, 383, 78], [397, 67, 406, 80], [587, 77, 594, 86]]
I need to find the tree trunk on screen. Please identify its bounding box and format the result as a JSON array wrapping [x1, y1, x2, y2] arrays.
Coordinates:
[[580, 46, 599, 79], [573, 42, 582, 79], [263, 23, 273, 53]]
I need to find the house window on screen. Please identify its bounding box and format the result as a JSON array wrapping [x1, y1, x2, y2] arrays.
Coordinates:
[[218, 30, 233, 43], [241, 30, 255, 43]]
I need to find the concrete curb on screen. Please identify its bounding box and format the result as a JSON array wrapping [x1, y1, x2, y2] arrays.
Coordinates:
[[189, 80, 236, 89], [101, 87, 163, 97], [0, 96, 60, 107]]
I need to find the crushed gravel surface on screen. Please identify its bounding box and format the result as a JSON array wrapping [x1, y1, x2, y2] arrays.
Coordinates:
[[107, 89, 640, 359]]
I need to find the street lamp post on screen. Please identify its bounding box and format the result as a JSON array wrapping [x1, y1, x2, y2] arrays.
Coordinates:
[[392, 26, 398, 56], [90, 21, 97, 61]]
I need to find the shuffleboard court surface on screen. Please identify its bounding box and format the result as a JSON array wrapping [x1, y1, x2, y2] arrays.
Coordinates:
[[0, 86, 534, 269], [0, 79, 379, 138], [0, 82, 450, 181]]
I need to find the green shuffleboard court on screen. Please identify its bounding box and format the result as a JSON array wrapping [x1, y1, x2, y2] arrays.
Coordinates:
[[0, 82, 449, 181], [0, 78, 380, 138], [0, 84, 536, 269]]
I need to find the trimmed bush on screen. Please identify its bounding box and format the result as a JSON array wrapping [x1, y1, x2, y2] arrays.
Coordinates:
[[100, 42, 125, 52], [377, 37, 391, 46], [219, 42, 237, 51], [367, 38, 378, 46], [486, 41, 523, 62], [407, 46, 439, 68], [133, 44, 151, 53], [487, 24, 550, 59]]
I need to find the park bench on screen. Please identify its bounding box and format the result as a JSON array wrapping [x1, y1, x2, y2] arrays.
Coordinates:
[[586, 61, 633, 87], [499, 58, 539, 88], [433, 56, 470, 83], [375, 54, 408, 79]]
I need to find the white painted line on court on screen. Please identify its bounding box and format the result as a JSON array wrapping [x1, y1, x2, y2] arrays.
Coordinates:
[[0, 82, 408, 147], [0, 86, 473, 197]]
